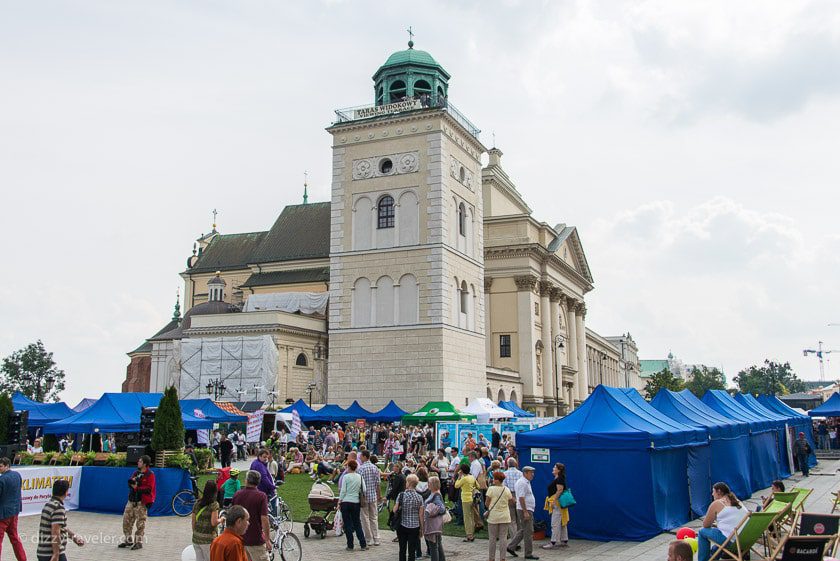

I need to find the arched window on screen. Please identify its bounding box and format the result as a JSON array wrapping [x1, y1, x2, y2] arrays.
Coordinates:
[[458, 203, 466, 236], [460, 280, 468, 314], [377, 86, 384, 105], [376, 276, 395, 327], [390, 80, 406, 102], [510, 389, 518, 404], [378, 196, 395, 229], [352, 277, 371, 327], [414, 79, 432, 96], [295, 353, 308, 367], [398, 274, 418, 324], [486, 387, 493, 399], [497, 388, 506, 402]]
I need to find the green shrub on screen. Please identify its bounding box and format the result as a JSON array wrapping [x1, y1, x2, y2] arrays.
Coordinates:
[[106, 453, 127, 467], [152, 386, 185, 452], [164, 452, 194, 472], [0, 393, 12, 444], [194, 448, 215, 470]]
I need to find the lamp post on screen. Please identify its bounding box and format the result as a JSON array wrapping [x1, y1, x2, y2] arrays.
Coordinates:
[[599, 353, 607, 386], [306, 382, 317, 407], [554, 334, 566, 416], [23, 373, 55, 402], [205, 379, 227, 400]]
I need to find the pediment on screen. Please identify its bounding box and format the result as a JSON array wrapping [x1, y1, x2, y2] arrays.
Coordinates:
[[549, 225, 593, 284]]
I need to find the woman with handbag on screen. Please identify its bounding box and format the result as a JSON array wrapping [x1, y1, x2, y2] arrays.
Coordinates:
[[338, 459, 368, 551], [485, 471, 513, 561], [395, 474, 425, 561], [541, 463, 570, 549], [422, 476, 448, 561]]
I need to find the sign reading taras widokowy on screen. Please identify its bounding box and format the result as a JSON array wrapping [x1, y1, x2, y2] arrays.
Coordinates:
[[18, 466, 83, 516]]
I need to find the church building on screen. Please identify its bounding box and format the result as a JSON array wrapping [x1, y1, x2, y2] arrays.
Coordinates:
[[122, 41, 642, 415]]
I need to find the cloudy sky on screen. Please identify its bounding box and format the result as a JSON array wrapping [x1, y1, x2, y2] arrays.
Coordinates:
[[2, 1, 839, 404]]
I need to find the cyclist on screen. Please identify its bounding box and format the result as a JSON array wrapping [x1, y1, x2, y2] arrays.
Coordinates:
[[221, 469, 242, 508]]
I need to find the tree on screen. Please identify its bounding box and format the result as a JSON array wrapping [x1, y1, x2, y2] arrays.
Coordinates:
[[685, 366, 727, 398], [0, 393, 12, 444], [152, 386, 185, 452], [0, 340, 66, 402], [644, 368, 685, 399], [733, 360, 806, 396]]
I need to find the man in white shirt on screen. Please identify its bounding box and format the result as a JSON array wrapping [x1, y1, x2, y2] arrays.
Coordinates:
[[469, 452, 483, 479], [507, 466, 538, 560], [504, 458, 523, 538]]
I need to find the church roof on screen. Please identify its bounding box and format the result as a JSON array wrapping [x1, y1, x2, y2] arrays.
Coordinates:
[[250, 202, 331, 264], [189, 231, 267, 273], [640, 359, 670, 378], [128, 317, 180, 355], [382, 48, 441, 69], [240, 267, 330, 288], [187, 202, 331, 273]]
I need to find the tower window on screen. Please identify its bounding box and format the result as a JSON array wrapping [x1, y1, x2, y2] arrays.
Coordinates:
[[379, 158, 393, 174], [459, 166, 466, 182], [378, 196, 395, 229], [295, 353, 308, 367], [500, 335, 511, 358], [390, 80, 406, 102], [460, 280, 468, 314], [458, 202, 466, 236]]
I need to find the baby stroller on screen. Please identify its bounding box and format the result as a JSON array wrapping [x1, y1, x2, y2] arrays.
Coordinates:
[[303, 481, 339, 539]]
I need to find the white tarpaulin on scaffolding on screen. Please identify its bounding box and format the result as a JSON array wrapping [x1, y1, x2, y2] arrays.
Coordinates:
[[178, 336, 278, 401], [243, 292, 329, 315]]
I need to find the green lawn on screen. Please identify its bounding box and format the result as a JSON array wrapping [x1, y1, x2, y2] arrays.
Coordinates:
[[198, 472, 474, 538]]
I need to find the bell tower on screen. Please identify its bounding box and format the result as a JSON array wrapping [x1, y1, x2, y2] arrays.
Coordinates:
[[326, 42, 487, 411]]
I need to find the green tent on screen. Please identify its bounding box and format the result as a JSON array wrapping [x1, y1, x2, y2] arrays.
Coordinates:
[[402, 401, 476, 424]]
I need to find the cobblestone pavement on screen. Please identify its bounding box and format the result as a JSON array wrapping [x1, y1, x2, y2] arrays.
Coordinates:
[[13, 460, 839, 561]]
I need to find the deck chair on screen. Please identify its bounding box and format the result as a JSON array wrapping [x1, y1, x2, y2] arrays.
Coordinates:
[[32, 452, 47, 464], [790, 488, 813, 514], [776, 489, 813, 536], [831, 489, 840, 514], [69, 453, 85, 466], [12, 453, 22, 465], [789, 512, 840, 558], [709, 510, 780, 561], [776, 536, 833, 561], [763, 500, 794, 554]]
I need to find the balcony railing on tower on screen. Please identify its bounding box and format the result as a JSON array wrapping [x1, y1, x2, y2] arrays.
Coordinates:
[[333, 94, 481, 140]]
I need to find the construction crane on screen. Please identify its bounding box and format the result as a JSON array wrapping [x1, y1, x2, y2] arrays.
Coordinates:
[[803, 341, 840, 382]]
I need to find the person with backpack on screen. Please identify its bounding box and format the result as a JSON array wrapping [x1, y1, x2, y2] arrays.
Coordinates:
[[192, 480, 221, 561]]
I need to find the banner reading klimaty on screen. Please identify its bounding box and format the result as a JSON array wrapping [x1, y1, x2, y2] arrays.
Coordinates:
[[18, 466, 83, 516]]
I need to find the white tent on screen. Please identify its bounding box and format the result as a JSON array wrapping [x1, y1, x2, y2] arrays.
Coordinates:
[[463, 397, 515, 423]]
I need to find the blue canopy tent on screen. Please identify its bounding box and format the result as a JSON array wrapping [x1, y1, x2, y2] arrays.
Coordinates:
[[368, 400, 408, 423], [311, 404, 355, 423], [43, 393, 214, 434], [498, 400, 535, 418], [734, 393, 793, 477], [343, 401, 373, 421], [11, 392, 75, 427], [517, 385, 708, 541], [702, 390, 781, 491], [180, 399, 248, 423], [651, 389, 753, 499], [758, 394, 818, 468], [72, 398, 98, 412], [280, 399, 319, 424], [621, 389, 713, 517], [808, 392, 840, 417]]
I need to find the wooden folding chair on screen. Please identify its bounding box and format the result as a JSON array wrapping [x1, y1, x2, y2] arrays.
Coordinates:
[[12, 453, 22, 465], [763, 500, 794, 555], [830, 489, 840, 514], [32, 452, 47, 465], [776, 536, 833, 561], [709, 510, 781, 561], [790, 511, 840, 557], [69, 453, 85, 466]]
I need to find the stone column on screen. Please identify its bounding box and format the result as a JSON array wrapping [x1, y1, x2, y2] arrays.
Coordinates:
[[566, 299, 578, 401], [514, 275, 538, 401], [484, 277, 493, 365], [539, 281, 554, 408], [576, 303, 589, 401], [549, 288, 563, 414]]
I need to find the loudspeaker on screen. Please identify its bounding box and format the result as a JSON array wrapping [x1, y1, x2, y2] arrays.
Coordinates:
[[7, 411, 29, 446], [0, 444, 22, 459], [139, 407, 156, 446], [126, 445, 146, 465]]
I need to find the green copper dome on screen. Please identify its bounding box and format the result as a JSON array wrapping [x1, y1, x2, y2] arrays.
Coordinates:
[[381, 48, 441, 69], [372, 42, 450, 106]]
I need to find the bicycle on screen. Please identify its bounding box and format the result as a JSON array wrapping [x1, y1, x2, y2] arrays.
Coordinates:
[[217, 495, 299, 561], [172, 475, 200, 517]]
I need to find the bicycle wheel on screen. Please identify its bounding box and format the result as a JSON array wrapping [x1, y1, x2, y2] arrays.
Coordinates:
[[171, 489, 196, 517], [279, 532, 302, 561]]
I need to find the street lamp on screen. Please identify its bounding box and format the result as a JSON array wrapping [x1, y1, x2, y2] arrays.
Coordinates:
[[307, 382, 317, 407], [599, 353, 607, 386], [205, 379, 226, 400], [22, 373, 55, 402], [553, 334, 566, 416]]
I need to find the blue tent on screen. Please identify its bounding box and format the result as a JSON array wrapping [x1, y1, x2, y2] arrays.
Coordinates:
[[651, 389, 752, 499], [702, 390, 781, 490], [516, 385, 708, 541], [734, 393, 792, 477], [311, 404, 355, 423], [498, 400, 535, 418], [343, 401, 372, 421], [43, 393, 213, 434], [280, 399, 319, 424], [368, 400, 408, 423], [72, 398, 98, 412], [758, 394, 817, 468], [621, 389, 713, 517], [808, 392, 840, 417], [180, 399, 247, 423], [11, 392, 75, 427]]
